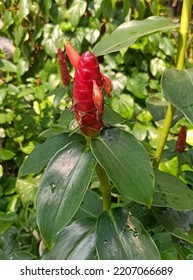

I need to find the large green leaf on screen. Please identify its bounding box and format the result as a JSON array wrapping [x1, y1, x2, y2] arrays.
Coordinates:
[[162, 68, 193, 125], [19, 133, 84, 176], [91, 128, 154, 207], [37, 141, 96, 248], [42, 217, 97, 260], [153, 169, 193, 211], [93, 16, 177, 56], [96, 207, 160, 259], [152, 207, 193, 243]]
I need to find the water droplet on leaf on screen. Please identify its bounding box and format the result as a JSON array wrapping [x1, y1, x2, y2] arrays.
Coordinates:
[[132, 230, 140, 237], [69, 119, 78, 131], [50, 182, 56, 193]]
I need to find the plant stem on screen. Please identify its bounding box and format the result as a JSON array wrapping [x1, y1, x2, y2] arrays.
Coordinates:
[[95, 163, 111, 211], [153, 0, 193, 168], [176, 154, 182, 177], [153, 103, 175, 167]]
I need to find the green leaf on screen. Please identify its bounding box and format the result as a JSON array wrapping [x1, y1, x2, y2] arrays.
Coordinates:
[[17, 58, 29, 76], [162, 68, 193, 125], [91, 128, 154, 207], [73, 190, 103, 220], [3, 10, 14, 29], [126, 72, 149, 99], [42, 24, 63, 57], [16, 178, 39, 205], [19, 133, 84, 176], [93, 16, 177, 56], [0, 249, 9, 260], [111, 94, 134, 119], [37, 141, 96, 248], [18, 0, 31, 22], [66, 0, 87, 27], [146, 94, 183, 127], [103, 104, 124, 126], [0, 59, 17, 72], [0, 227, 19, 255], [9, 251, 36, 260], [152, 207, 193, 243], [153, 169, 193, 211], [145, 94, 168, 121], [132, 123, 147, 141], [39, 0, 52, 20], [150, 58, 166, 78], [0, 212, 17, 234], [0, 148, 16, 162], [42, 217, 97, 260], [96, 207, 160, 259], [14, 25, 24, 46], [0, 90, 6, 105], [173, 237, 193, 260], [153, 232, 177, 260]]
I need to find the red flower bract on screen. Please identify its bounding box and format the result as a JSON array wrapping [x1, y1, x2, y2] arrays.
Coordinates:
[[57, 48, 70, 86], [175, 126, 187, 153], [65, 42, 112, 137]]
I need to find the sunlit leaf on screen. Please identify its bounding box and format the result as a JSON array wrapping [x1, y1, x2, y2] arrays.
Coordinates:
[[93, 16, 177, 56], [66, 0, 87, 27], [19, 133, 84, 176], [37, 141, 96, 248]]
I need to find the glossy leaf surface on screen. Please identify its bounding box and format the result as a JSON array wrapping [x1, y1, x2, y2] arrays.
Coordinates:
[[37, 141, 96, 248], [152, 207, 193, 243], [93, 16, 177, 56], [42, 217, 97, 260], [96, 207, 160, 259], [153, 169, 193, 211], [162, 68, 193, 125], [19, 133, 84, 176], [73, 190, 103, 220], [91, 128, 154, 207]]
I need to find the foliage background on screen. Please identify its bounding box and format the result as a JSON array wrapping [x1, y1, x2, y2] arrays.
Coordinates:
[[0, 0, 193, 259]]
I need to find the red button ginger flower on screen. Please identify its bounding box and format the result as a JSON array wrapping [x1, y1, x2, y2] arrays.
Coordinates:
[[57, 48, 70, 86], [65, 42, 112, 137], [175, 126, 187, 153]]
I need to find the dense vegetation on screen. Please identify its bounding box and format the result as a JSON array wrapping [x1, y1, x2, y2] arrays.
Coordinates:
[[1, 0, 193, 260]]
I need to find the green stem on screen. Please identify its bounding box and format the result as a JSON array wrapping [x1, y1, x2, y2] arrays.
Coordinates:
[[95, 163, 111, 211], [176, 154, 182, 177], [153, 0, 193, 168], [153, 103, 176, 167]]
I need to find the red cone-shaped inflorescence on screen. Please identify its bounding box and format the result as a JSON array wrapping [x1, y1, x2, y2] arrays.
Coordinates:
[[175, 126, 187, 153], [65, 42, 112, 137], [57, 48, 70, 86]]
